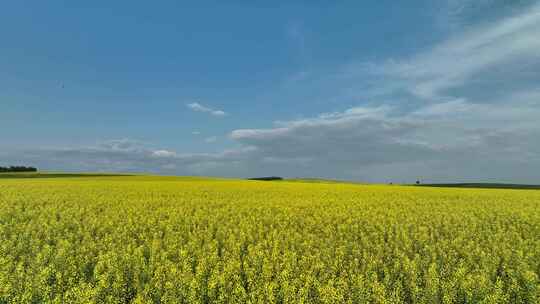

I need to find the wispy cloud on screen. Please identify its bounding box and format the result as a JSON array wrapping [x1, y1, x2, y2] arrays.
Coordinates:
[[152, 150, 177, 158], [204, 136, 217, 143], [2, 139, 254, 174], [7, 86, 540, 182], [187, 102, 227, 117], [223, 3, 540, 182], [438, 0, 536, 31], [229, 93, 540, 182], [369, 2, 540, 101]]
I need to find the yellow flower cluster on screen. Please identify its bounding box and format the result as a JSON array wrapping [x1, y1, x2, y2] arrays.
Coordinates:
[[0, 176, 538, 303]]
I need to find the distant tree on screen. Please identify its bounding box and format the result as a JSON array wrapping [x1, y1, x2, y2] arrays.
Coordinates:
[[416, 180, 421, 185], [0, 166, 37, 172]]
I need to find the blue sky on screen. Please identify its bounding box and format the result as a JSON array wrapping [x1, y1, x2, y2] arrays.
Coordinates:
[[2, 0, 540, 183]]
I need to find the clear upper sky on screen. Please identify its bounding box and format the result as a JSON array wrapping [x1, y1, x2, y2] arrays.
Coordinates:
[[2, 1, 540, 183]]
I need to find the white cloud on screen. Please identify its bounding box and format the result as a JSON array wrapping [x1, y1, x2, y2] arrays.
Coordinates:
[[187, 102, 227, 117], [439, 0, 536, 31], [97, 138, 145, 151], [4, 140, 252, 175], [372, 2, 540, 100], [7, 88, 540, 183], [411, 99, 471, 117], [204, 136, 217, 143], [152, 150, 177, 158], [227, 95, 540, 182]]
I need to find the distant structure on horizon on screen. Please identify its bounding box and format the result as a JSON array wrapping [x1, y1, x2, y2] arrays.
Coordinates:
[[0, 166, 38, 173], [248, 176, 283, 181]]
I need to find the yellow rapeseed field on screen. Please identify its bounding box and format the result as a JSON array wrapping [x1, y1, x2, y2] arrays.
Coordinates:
[[0, 175, 539, 303]]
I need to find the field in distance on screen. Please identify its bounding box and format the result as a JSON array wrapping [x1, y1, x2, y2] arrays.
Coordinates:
[[0, 173, 538, 303], [0, 172, 130, 179]]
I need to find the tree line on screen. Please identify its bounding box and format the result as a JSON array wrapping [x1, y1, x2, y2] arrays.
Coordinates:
[[0, 166, 38, 172]]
